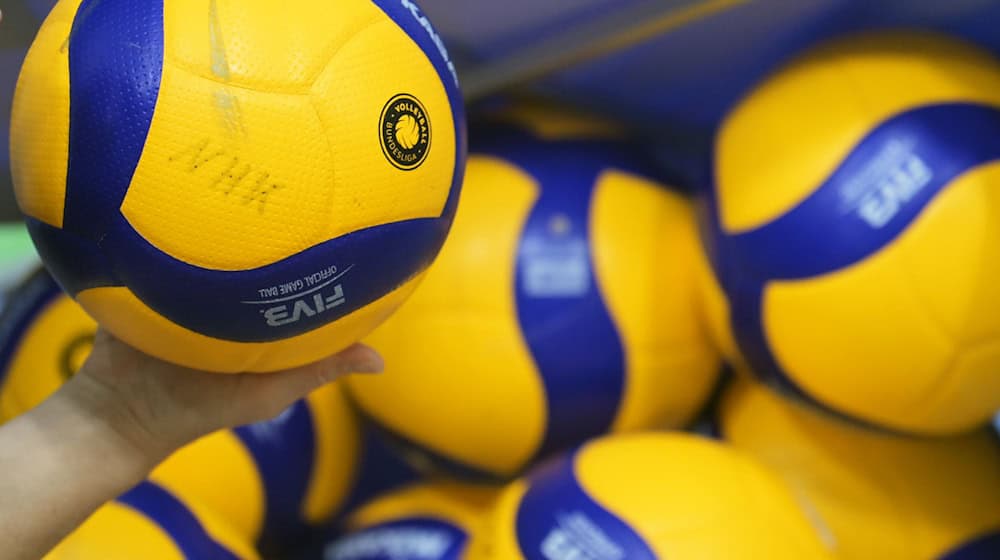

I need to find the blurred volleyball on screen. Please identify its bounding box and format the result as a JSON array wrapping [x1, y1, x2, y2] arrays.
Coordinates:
[[718, 377, 1000, 559], [0, 269, 93, 421], [702, 31, 1000, 434], [346, 118, 720, 479], [323, 480, 498, 560], [11, 0, 465, 372], [478, 432, 833, 559]]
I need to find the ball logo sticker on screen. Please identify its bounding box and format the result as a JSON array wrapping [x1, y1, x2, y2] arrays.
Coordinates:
[[380, 93, 431, 170]]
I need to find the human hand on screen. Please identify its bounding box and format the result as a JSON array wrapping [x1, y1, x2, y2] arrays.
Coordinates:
[[61, 329, 383, 472]]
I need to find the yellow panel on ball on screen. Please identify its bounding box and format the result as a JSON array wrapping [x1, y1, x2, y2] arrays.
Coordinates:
[[347, 119, 720, 480], [11, 0, 465, 372], [704, 31, 1000, 434], [477, 433, 834, 559], [7, 0, 79, 229], [719, 377, 1000, 559]]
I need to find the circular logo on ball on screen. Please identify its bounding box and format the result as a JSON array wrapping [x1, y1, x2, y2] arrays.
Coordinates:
[[380, 94, 431, 171]]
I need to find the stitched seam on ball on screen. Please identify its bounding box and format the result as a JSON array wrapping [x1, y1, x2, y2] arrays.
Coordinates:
[[163, 58, 313, 96], [307, 94, 338, 234], [309, 13, 385, 89], [164, 13, 384, 94]]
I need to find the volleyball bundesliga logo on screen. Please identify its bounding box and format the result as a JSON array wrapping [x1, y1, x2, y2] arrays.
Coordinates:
[[381, 94, 431, 170]]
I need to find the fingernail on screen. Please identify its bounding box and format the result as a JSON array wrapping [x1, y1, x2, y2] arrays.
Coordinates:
[[346, 346, 384, 375]]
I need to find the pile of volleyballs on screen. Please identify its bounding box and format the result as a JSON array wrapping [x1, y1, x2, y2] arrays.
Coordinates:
[[4, 0, 1000, 556], [326, 30, 1000, 560]]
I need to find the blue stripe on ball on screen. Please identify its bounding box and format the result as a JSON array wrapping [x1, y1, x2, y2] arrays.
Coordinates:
[[116, 481, 242, 560], [25, 217, 117, 294], [704, 103, 1000, 426], [473, 126, 663, 468], [715, 103, 1000, 281], [106, 213, 453, 342], [32, 207, 457, 343], [512, 147, 624, 464], [64, 0, 164, 237], [232, 399, 316, 551], [325, 517, 468, 560], [515, 451, 657, 560]]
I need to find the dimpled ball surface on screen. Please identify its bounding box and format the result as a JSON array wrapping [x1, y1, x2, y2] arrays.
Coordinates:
[[11, 0, 465, 372]]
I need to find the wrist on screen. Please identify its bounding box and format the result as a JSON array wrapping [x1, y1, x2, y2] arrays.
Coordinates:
[[50, 373, 178, 484]]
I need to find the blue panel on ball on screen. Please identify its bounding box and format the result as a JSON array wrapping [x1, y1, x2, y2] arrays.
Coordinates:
[[703, 103, 1000, 424], [64, 0, 164, 236], [717, 103, 1000, 281], [341, 423, 423, 510], [116, 481, 241, 560], [474, 125, 658, 467], [103, 212, 454, 342], [0, 269, 61, 391], [324, 517, 468, 560], [515, 452, 656, 560], [25, 218, 118, 293], [939, 531, 1000, 560], [232, 399, 316, 550], [33, 214, 458, 345]]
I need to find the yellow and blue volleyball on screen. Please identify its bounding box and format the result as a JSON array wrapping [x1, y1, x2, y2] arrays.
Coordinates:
[[701, 31, 1000, 434], [0, 269, 362, 550], [321, 480, 499, 560], [345, 118, 721, 479], [46, 481, 258, 560], [10, 0, 465, 372], [478, 432, 833, 559], [718, 377, 1000, 560], [0, 269, 94, 421]]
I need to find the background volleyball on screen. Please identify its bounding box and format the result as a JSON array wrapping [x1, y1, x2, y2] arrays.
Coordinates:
[[320, 480, 497, 560], [346, 116, 720, 479], [2, 1, 1000, 558], [10, 0, 465, 372], [702, 31, 1000, 435], [718, 377, 1000, 560], [478, 432, 834, 559]]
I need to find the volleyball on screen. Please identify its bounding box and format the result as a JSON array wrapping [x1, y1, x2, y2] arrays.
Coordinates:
[[323, 480, 497, 560], [719, 377, 1000, 559], [10, 0, 465, 372], [478, 432, 833, 559], [702, 31, 1000, 434]]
